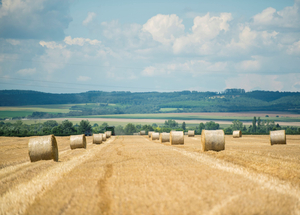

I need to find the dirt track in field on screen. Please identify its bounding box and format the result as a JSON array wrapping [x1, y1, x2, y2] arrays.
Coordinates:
[[0, 135, 300, 214]]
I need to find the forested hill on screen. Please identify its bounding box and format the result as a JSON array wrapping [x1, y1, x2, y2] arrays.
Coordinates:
[[0, 89, 300, 113]]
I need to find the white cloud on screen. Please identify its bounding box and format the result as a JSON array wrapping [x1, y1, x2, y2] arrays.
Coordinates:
[[225, 74, 283, 91], [237, 59, 260, 71], [173, 13, 232, 54], [141, 60, 228, 77], [253, 1, 300, 28], [141, 66, 157, 76], [0, 0, 72, 40], [77, 76, 91, 82], [293, 81, 300, 90], [17, 68, 36, 75], [228, 26, 257, 50], [39, 41, 66, 49], [6, 39, 20, 45], [287, 40, 300, 54], [142, 14, 185, 45], [261, 31, 278, 45], [64, 36, 101, 46], [38, 48, 72, 73], [100, 20, 149, 45], [82, 12, 96, 26], [192, 13, 232, 40]]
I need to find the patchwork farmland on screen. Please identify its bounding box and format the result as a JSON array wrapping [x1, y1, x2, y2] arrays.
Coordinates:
[[1, 134, 300, 214]]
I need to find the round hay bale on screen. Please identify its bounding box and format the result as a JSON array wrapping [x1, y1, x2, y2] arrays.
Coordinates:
[[160, 132, 170, 143], [148, 131, 154, 138], [28, 135, 58, 162], [151, 132, 159, 140], [201, 130, 225, 152], [70, 134, 86, 150], [93, 134, 102, 144], [270, 130, 286, 145], [140, 130, 146, 135], [233, 130, 242, 138], [102, 133, 107, 141], [105, 131, 112, 138], [170, 131, 184, 145], [188, 130, 195, 137]]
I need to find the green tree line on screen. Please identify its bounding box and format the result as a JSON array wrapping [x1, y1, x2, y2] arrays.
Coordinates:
[[1, 118, 299, 137]]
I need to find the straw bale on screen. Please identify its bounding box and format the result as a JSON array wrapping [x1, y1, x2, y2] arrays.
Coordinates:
[[28, 135, 58, 162], [188, 130, 195, 137], [93, 134, 102, 144], [102, 133, 107, 141], [151, 132, 159, 140], [148, 131, 154, 138], [270, 130, 286, 145], [140, 130, 146, 135], [105, 131, 112, 138], [201, 130, 225, 151], [170, 131, 184, 145], [233, 130, 242, 138], [70, 134, 87, 150], [160, 133, 170, 143]]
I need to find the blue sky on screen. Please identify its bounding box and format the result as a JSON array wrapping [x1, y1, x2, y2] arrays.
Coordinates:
[[0, 0, 299, 93]]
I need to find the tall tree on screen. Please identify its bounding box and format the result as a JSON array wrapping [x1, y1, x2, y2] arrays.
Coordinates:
[[257, 117, 261, 131], [199, 123, 205, 134], [78, 120, 92, 134], [252, 117, 257, 133], [124, 123, 136, 135], [182, 122, 186, 130]]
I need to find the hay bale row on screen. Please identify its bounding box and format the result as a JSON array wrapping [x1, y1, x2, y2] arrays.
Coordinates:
[[28, 132, 115, 162], [233, 130, 242, 138], [149, 131, 184, 145], [28, 129, 288, 163]]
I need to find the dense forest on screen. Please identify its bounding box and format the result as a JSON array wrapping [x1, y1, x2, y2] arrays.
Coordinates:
[[1, 89, 300, 118]]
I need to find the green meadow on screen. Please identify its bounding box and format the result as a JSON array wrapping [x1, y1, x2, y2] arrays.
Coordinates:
[[0, 104, 77, 118]]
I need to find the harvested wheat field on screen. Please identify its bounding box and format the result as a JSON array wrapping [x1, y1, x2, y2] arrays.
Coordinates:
[[0, 135, 300, 215]]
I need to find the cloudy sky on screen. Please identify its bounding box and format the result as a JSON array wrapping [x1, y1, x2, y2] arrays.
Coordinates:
[[0, 0, 300, 93]]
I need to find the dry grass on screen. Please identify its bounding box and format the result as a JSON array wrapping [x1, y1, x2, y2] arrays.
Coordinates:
[[0, 135, 300, 214]]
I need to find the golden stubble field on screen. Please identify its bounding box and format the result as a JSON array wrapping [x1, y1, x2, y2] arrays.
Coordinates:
[[0, 134, 300, 215]]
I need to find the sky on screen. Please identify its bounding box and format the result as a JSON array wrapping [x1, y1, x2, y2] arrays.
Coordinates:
[[0, 0, 300, 93]]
